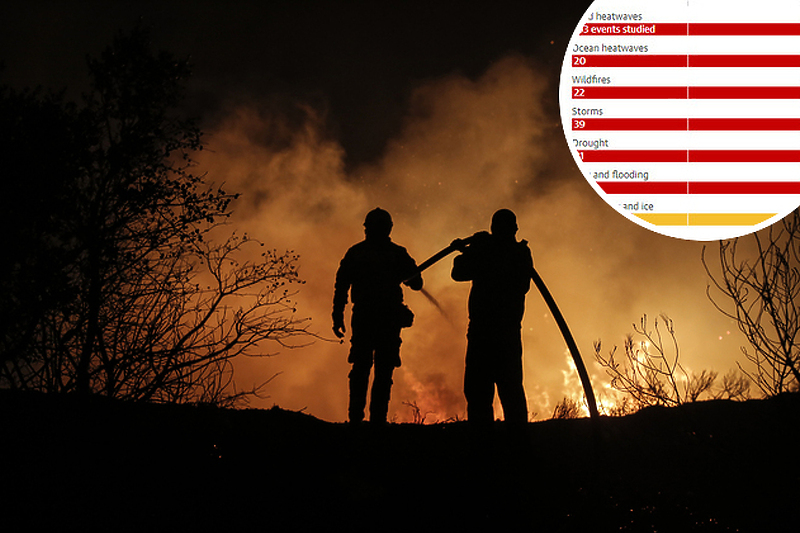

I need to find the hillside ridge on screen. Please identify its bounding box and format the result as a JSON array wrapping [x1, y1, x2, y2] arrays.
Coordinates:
[[2, 390, 798, 532]]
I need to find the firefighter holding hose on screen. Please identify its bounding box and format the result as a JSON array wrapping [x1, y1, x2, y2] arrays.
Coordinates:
[[451, 209, 533, 427]]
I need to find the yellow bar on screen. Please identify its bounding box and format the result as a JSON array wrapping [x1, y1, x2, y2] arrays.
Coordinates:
[[634, 213, 776, 226], [634, 213, 689, 225], [688, 213, 775, 226]]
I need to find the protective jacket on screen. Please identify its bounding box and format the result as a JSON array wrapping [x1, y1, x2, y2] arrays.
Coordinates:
[[451, 232, 533, 332], [333, 236, 422, 326]]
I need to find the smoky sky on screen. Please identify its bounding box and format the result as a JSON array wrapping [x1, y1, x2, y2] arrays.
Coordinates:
[[2, 1, 753, 421], [2, 0, 592, 168]]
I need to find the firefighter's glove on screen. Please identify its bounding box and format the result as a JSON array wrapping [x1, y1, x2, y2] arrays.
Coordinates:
[[451, 238, 468, 252], [333, 316, 346, 339]]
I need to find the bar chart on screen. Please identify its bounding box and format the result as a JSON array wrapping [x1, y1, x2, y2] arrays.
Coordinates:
[[560, 0, 800, 240]]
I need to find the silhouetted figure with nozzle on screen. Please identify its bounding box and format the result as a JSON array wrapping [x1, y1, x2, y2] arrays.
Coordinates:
[[333, 208, 423, 425], [451, 209, 533, 427]]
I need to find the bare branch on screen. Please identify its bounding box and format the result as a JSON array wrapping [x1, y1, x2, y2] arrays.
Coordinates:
[[703, 210, 800, 395], [595, 314, 749, 411]]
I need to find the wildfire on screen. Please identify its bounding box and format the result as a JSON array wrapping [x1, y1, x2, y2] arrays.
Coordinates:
[[193, 51, 732, 423]]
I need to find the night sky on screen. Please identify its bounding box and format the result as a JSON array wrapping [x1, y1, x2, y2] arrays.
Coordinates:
[[1, 1, 751, 421], [2, 1, 585, 165]]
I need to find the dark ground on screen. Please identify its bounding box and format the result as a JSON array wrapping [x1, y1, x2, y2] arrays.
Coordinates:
[[2, 390, 798, 532]]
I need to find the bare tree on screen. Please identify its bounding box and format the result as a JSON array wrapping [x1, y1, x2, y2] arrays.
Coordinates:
[[0, 27, 312, 405], [594, 314, 749, 410], [703, 211, 800, 396], [2, 230, 311, 405]]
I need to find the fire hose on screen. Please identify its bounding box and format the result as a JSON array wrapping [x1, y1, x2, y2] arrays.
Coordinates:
[[408, 236, 600, 420]]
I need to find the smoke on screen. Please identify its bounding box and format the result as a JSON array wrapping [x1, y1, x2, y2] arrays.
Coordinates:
[[195, 54, 744, 422]]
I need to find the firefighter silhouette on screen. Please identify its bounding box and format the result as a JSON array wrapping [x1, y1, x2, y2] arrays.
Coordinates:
[[451, 209, 532, 426], [333, 208, 423, 424]]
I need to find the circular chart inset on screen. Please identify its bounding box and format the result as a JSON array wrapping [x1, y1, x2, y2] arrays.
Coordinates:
[[559, 0, 800, 240]]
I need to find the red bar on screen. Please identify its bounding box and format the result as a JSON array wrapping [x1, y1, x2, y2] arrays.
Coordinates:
[[689, 118, 800, 130], [575, 118, 687, 130], [598, 181, 800, 194], [579, 150, 687, 163], [573, 55, 687, 67], [575, 118, 800, 131], [572, 86, 687, 99], [690, 23, 800, 36], [580, 23, 687, 36], [598, 182, 687, 194], [689, 182, 800, 194], [572, 86, 800, 99], [574, 55, 800, 68], [572, 118, 800, 131], [582, 151, 800, 163], [690, 150, 800, 163], [689, 55, 800, 67], [689, 86, 800, 99]]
